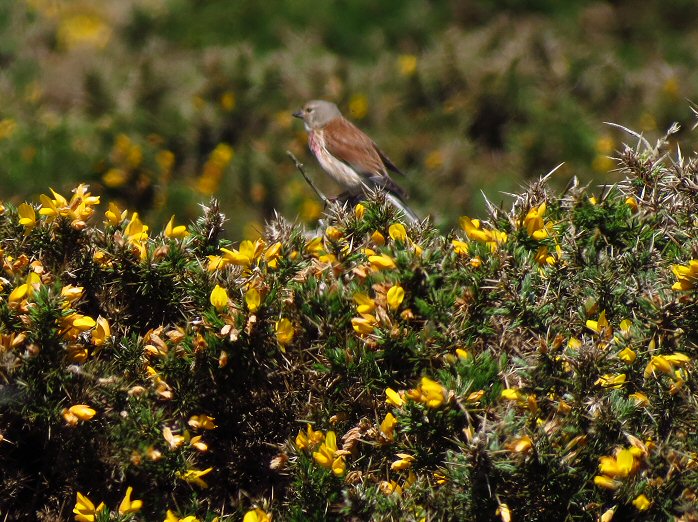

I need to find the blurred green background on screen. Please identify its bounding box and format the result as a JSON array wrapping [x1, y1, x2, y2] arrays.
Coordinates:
[[1, 0, 697, 237]]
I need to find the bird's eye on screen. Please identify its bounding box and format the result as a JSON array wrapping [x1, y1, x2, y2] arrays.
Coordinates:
[[306, 107, 313, 113]]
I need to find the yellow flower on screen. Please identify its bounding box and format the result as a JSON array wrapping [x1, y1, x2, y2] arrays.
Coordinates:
[[521, 202, 550, 240], [354, 203, 366, 219], [296, 424, 324, 450], [459, 216, 507, 252], [371, 230, 386, 245], [380, 412, 398, 441], [243, 508, 271, 522], [118, 486, 143, 515], [390, 452, 415, 471], [593, 475, 621, 490], [507, 435, 533, 454], [389, 223, 407, 242], [632, 494, 651, 511], [397, 54, 418, 76], [124, 212, 149, 244], [617, 347, 636, 364], [275, 318, 294, 346], [177, 467, 213, 488], [598, 448, 639, 478], [164, 510, 201, 522], [353, 293, 376, 314], [501, 388, 525, 402], [586, 310, 610, 335], [63, 404, 96, 425], [629, 391, 649, 406], [313, 430, 345, 476], [91, 316, 111, 346], [220, 91, 236, 112], [162, 427, 186, 450], [496, 503, 512, 522], [325, 225, 343, 241], [164, 216, 189, 238], [452, 239, 469, 256], [456, 348, 471, 361], [594, 373, 626, 389], [387, 285, 405, 310], [407, 377, 447, 408], [351, 314, 378, 335], [245, 287, 261, 313], [625, 197, 638, 212], [17, 203, 36, 232], [369, 253, 397, 270], [73, 491, 106, 522], [599, 506, 617, 522], [349, 93, 368, 120], [210, 285, 229, 311], [188, 414, 217, 430], [644, 352, 689, 378], [671, 259, 698, 291], [385, 387, 405, 407]]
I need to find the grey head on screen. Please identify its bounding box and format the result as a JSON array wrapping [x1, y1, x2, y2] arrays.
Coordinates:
[[292, 100, 342, 130]]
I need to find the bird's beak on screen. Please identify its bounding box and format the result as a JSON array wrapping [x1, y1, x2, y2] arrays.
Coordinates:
[[292, 110, 303, 119]]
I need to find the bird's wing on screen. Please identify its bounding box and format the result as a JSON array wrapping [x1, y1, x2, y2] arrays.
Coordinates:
[[323, 117, 407, 198], [323, 117, 389, 178]]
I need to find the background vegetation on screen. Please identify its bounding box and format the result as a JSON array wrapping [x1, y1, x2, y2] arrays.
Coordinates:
[[1, 0, 698, 236]]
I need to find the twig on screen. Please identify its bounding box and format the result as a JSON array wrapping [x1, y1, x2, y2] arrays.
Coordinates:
[[286, 151, 330, 206]]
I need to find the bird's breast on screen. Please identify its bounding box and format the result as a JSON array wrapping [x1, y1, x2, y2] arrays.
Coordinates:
[[308, 130, 363, 191]]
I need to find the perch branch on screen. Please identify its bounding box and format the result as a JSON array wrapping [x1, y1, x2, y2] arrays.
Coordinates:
[[286, 151, 330, 206]]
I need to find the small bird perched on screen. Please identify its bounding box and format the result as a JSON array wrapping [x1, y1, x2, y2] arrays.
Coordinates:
[[293, 100, 418, 222]]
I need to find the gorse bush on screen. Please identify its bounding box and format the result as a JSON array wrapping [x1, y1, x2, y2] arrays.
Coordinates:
[[1, 127, 698, 521]]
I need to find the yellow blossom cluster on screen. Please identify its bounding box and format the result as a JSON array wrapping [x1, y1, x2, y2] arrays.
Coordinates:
[[295, 425, 347, 476]]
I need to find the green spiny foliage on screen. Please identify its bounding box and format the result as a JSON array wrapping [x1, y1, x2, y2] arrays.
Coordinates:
[[1, 131, 698, 521]]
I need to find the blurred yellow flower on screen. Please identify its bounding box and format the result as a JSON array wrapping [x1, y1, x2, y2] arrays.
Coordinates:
[[354, 203, 366, 219], [57, 13, 111, 51], [220, 91, 236, 112], [397, 54, 418, 76], [586, 310, 610, 335], [349, 94, 368, 120], [0, 118, 17, 140]]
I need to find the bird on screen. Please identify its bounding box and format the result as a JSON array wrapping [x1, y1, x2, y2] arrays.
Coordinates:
[[292, 100, 418, 222]]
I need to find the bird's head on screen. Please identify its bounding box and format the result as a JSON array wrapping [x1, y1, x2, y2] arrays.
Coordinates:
[[293, 100, 342, 130]]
